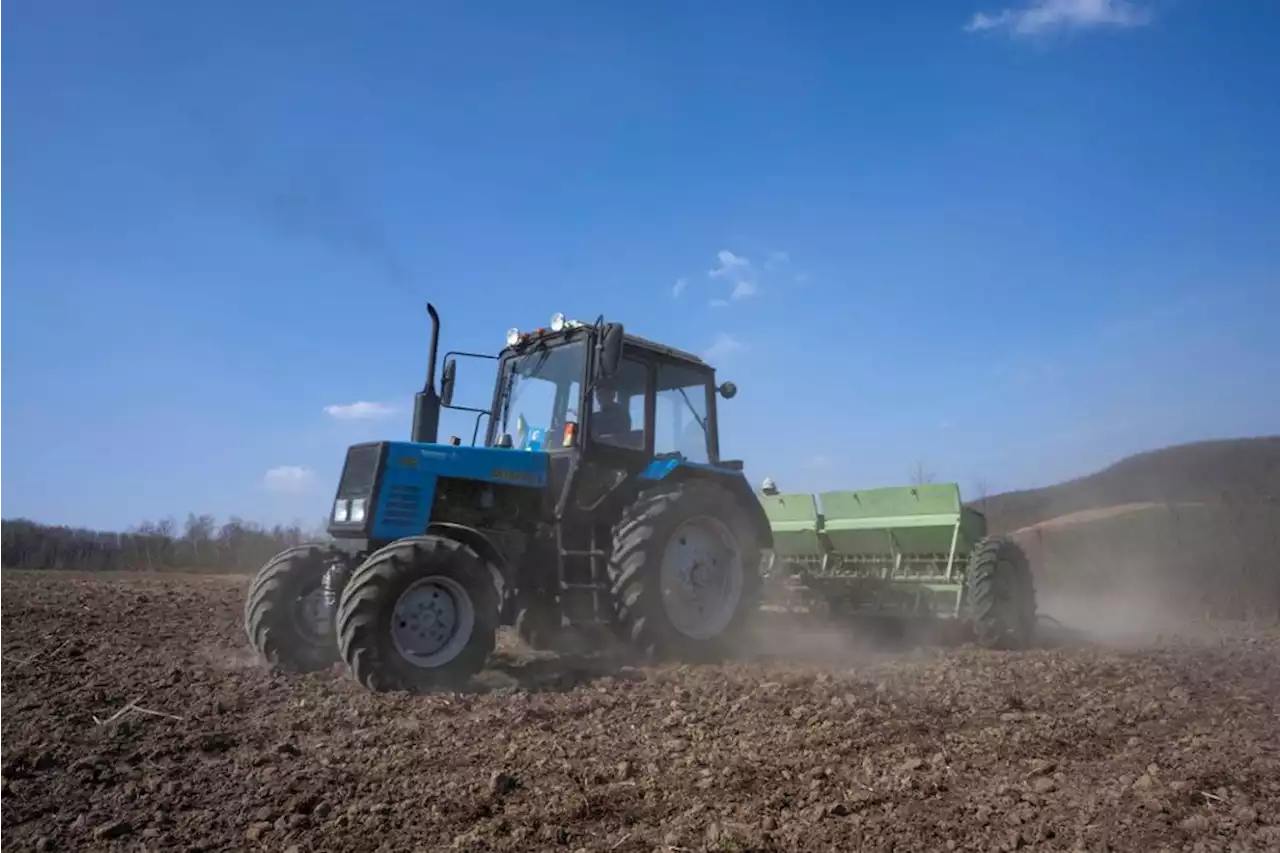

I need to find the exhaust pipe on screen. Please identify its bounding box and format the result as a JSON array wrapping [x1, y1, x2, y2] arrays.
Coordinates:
[[410, 303, 442, 444]]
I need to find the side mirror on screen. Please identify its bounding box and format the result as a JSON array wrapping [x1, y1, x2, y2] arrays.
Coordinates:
[[440, 359, 457, 407], [718, 381, 738, 399], [597, 322, 625, 379]]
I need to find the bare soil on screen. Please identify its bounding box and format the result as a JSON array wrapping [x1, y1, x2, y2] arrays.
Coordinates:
[[3, 570, 1279, 852]]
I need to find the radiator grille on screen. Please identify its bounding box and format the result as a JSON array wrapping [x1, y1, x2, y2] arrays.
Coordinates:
[[337, 444, 381, 497]]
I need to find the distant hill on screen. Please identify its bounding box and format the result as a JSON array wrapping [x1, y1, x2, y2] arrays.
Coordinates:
[[975, 436, 1280, 535], [971, 437, 1280, 624]]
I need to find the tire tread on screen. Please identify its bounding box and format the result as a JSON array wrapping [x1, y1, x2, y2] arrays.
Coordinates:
[[244, 544, 338, 672], [966, 536, 1037, 649], [608, 478, 762, 662], [336, 535, 499, 693]]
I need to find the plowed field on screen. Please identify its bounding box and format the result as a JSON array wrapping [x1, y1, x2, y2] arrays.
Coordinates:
[[3, 570, 1278, 852]]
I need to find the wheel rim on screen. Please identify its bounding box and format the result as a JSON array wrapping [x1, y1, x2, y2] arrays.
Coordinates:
[[390, 576, 475, 668], [294, 585, 331, 643], [658, 515, 744, 640]]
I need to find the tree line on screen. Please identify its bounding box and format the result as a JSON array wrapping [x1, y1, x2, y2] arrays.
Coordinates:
[[1, 514, 329, 574]]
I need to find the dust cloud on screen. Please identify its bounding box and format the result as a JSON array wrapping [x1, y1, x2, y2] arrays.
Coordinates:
[[734, 497, 1280, 665], [1014, 500, 1280, 647]]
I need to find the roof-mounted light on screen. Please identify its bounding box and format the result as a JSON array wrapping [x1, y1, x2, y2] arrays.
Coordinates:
[[506, 327, 521, 347], [550, 312, 567, 332]]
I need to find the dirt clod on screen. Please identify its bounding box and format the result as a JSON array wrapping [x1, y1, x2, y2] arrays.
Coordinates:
[[1032, 776, 1058, 794], [488, 771, 519, 797]]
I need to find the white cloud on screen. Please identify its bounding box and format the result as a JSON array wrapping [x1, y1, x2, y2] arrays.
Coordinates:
[[324, 400, 397, 420], [705, 248, 762, 302], [682, 245, 796, 306], [803, 454, 833, 470], [708, 250, 750, 279], [262, 466, 317, 494], [964, 0, 1152, 37], [703, 333, 746, 363]]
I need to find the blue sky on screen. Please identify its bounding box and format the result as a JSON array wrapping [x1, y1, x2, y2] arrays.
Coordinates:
[[4, 0, 1278, 531]]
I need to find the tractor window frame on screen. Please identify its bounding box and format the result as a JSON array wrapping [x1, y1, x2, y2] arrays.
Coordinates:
[[487, 336, 591, 451], [586, 355, 650, 454], [484, 329, 724, 464], [652, 360, 719, 465], [604, 344, 720, 465]]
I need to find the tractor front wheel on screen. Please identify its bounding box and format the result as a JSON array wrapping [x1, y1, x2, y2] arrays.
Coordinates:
[[335, 535, 501, 693], [244, 544, 341, 672], [609, 479, 762, 662], [965, 536, 1037, 649]]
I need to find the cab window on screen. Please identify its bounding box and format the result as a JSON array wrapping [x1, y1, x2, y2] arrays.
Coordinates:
[[589, 358, 648, 451], [654, 363, 712, 464]]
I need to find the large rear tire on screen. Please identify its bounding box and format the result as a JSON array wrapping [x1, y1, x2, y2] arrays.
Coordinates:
[[335, 535, 501, 693], [609, 478, 762, 662], [966, 536, 1037, 649], [244, 544, 339, 672]]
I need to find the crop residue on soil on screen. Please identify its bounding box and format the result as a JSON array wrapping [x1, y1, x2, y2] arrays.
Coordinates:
[[2, 570, 1279, 851]]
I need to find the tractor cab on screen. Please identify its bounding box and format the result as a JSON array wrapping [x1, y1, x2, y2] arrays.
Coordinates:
[[436, 311, 739, 466], [483, 312, 740, 471]]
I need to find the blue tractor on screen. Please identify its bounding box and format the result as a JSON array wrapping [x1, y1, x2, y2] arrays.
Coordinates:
[[244, 305, 773, 692]]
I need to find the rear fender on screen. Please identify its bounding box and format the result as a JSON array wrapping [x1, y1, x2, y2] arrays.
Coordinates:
[[638, 458, 774, 550]]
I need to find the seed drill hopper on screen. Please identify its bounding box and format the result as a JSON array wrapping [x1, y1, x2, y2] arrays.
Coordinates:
[[759, 483, 1037, 648]]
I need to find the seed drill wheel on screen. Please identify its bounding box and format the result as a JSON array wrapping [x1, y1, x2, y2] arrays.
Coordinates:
[[965, 535, 1037, 649], [244, 544, 340, 672], [609, 479, 762, 662], [335, 534, 502, 693]]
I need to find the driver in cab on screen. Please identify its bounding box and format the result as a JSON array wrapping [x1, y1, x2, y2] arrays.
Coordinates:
[[591, 380, 639, 448]]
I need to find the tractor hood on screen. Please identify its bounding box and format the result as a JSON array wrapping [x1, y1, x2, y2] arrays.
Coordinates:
[[382, 441, 550, 488], [329, 440, 550, 540]]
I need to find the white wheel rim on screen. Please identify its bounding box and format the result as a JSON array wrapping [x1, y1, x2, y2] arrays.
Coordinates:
[[658, 515, 744, 640], [391, 576, 475, 668]]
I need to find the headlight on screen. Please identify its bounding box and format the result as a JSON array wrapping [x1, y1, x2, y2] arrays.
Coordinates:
[[332, 499, 350, 523], [550, 312, 566, 332], [506, 327, 521, 347], [349, 498, 367, 523]]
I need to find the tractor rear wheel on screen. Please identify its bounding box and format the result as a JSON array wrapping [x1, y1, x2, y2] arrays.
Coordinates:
[[609, 479, 762, 662], [244, 544, 340, 672], [335, 534, 501, 693], [965, 536, 1037, 649]]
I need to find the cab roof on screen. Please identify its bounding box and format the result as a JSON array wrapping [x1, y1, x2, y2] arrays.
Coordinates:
[[622, 332, 707, 367], [503, 326, 709, 368]]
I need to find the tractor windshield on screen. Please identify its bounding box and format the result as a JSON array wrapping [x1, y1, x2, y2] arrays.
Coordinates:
[[494, 339, 587, 451]]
